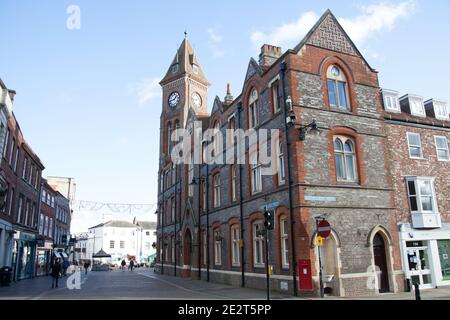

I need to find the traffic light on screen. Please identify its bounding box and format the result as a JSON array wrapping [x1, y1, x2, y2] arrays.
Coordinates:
[[264, 209, 274, 230]]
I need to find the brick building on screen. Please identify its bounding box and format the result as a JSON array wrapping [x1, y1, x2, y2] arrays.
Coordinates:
[[382, 90, 450, 290], [155, 10, 449, 297], [36, 179, 57, 276]]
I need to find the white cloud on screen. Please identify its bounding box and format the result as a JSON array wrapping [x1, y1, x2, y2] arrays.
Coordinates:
[[250, 1, 416, 50], [339, 1, 417, 44], [129, 77, 161, 106], [250, 11, 319, 49], [207, 27, 226, 58]]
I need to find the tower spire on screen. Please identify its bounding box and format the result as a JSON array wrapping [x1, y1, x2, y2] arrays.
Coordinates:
[[224, 83, 234, 105]]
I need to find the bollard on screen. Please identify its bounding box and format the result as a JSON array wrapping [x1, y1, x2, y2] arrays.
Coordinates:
[[414, 283, 421, 301]]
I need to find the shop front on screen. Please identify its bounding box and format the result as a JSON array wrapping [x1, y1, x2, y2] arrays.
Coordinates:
[[399, 223, 450, 290], [36, 240, 53, 276], [12, 230, 37, 281]]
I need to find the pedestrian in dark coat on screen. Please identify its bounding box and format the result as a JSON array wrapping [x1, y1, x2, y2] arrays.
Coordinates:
[[121, 259, 126, 271], [51, 258, 62, 289], [84, 262, 90, 275], [130, 259, 135, 271]]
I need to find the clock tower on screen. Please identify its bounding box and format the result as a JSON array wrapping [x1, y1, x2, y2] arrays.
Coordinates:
[[158, 35, 210, 162]]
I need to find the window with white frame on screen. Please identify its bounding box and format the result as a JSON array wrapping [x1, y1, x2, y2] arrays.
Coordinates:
[[272, 81, 281, 113], [250, 153, 262, 194], [231, 164, 237, 202], [327, 65, 349, 110], [214, 229, 222, 266], [44, 216, 49, 237], [231, 225, 240, 267], [435, 136, 449, 161], [383, 93, 400, 112], [253, 221, 265, 267], [7, 188, 14, 216], [13, 148, 18, 172], [213, 122, 221, 159], [213, 174, 221, 208], [406, 177, 438, 213], [434, 101, 449, 120], [171, 197, 175, 222], [248, 89, 259, 128], [110, 240, 115, 249], [39, 213, 44, 235], [278, 142, 285, 185], [49, 218, 53, 238], [334, 136, 357, 182], [42, 190, 46, 203], [280, 218, 289, 268], [2, 129, 9, 158], [22, 157, 27, 179], [410, 98, 425, 117], [407, 133, 423, 159]]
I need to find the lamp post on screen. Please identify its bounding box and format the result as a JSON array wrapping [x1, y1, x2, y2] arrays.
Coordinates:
[[299, 120, 319, 141], [190, 175, 204, 280]]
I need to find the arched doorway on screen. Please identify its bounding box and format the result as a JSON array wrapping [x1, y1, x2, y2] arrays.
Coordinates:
[[373, 233, 390, 293], [315, 233, 341, 296], [183, 229, 192, 277]]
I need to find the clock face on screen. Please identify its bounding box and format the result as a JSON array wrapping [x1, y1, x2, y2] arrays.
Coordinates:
[[191, 92, 202, 109], [168, 92, 180, 108]]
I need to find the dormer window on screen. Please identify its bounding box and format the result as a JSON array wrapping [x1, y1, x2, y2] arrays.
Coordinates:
[[433, 101, 449, 120], [193, 65, 199, 74], [172, 64, 179, 74], [327, 65, 349, 110], [381, 89, 400, 112], [400, 95, 425, 117]]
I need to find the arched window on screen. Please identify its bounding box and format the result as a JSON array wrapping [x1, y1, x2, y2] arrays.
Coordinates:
[[248, 89, 259, 128], [230, 224, 240, 267], [327, 65, 349, 110], [334, 136, 357, 182]]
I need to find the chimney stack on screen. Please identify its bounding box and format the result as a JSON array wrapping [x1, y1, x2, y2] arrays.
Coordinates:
[[259, 44, 282, 68]]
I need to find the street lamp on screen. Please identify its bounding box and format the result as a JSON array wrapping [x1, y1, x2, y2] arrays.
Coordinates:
[[299, 120, 319, 141]]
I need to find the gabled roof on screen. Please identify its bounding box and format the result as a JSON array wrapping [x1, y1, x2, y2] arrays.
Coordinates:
[[244, 58, 263, 82], [211, 96, 224, 115], [293, 9, 375, 71], [160, 37, 210, 86], [135, 221, 157, 230], [93, 249, 111, 258], [89, 220, 137, 230]]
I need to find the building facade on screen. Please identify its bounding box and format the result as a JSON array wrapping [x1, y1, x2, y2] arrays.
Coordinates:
[[36, 179, 57, 276], [381, 90, 450, 290], [155, 10, 450, 297], [133, 218, 157, 262], [0, 79, 14, 269]]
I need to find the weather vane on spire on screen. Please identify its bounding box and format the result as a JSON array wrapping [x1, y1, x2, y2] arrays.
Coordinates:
[[184, 30, 188, 39]]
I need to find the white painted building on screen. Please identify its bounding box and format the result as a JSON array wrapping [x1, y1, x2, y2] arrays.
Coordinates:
[[133, 218, 157, 262], [74, 232, 89, 263]]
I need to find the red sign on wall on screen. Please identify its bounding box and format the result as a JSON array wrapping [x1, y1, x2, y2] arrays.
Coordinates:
[[298, 259, 313, 292], [317, 220, 331, 238]]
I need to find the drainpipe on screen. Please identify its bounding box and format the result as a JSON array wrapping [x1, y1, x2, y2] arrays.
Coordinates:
[[280, 62, 298, 297], [197, 166, 202, 280], [174, 164, 178, 277], [206, 163, 210, 282], [237, 103, 245, 288]]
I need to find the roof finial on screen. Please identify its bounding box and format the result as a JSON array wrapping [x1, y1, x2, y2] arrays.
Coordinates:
[[227, 83, 231, 96], [184, 30, 188, 39]]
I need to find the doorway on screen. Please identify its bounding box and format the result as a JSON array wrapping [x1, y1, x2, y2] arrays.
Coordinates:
[[183, 229, 192, 277], [373, 233, 390, 293], [406, 241, 433, 289]]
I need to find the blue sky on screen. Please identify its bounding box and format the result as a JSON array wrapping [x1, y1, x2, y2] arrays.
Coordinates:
[[1, 0, 449, 232]]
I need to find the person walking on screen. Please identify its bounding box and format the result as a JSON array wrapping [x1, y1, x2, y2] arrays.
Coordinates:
[[51, 258, 62, 289], [83, 261, 90, 275], [121, 259, 126, 271], [62, 258, 70, 276], [129, 259, 135, 271]]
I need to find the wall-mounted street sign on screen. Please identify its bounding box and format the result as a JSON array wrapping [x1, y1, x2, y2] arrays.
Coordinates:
[[305, 196, 336, 202], [260, 202, 280, 211], [317, 220, 331, 239]]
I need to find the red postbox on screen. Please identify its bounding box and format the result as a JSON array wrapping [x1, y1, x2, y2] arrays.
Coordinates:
[[298, 259, 313, 292]]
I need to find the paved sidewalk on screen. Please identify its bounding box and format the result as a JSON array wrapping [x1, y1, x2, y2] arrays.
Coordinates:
[[0, 267, 89, 300]]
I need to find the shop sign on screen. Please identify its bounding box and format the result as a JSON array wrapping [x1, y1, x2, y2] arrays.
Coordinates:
[[20, 232, 36, 242]]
